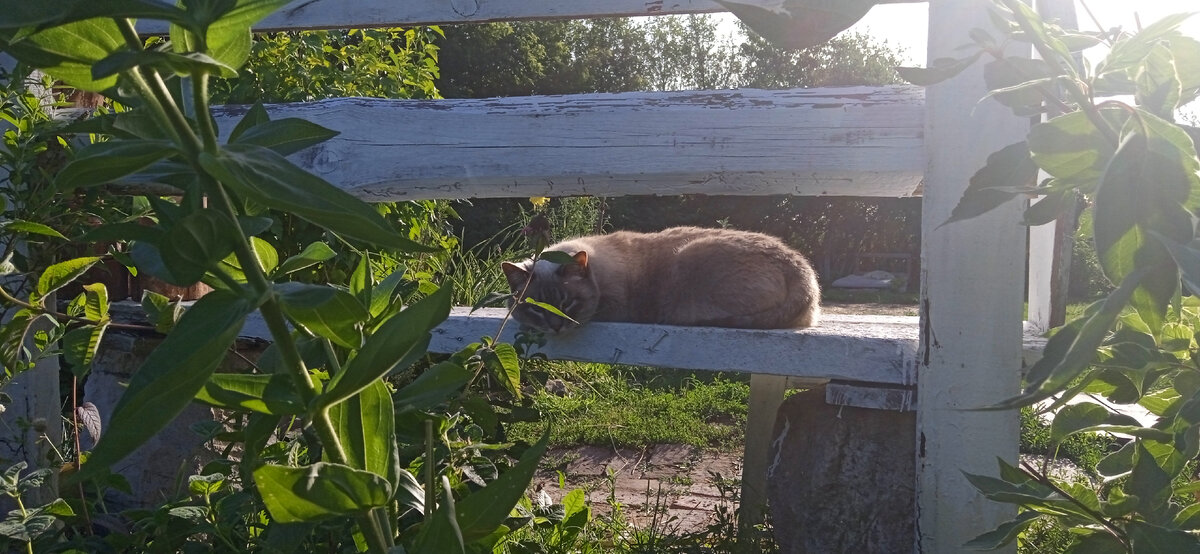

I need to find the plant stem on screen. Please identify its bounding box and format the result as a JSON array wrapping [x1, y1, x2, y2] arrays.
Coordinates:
[[113, 19, 203, 156], [1000, 0, 1119, 147], [205, 178, 392, 551], [191, 73, 219, 154], [0, 285, 152, 332]]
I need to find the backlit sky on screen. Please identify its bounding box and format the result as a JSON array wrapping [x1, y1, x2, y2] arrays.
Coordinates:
[[848, 1, 1200, 65]]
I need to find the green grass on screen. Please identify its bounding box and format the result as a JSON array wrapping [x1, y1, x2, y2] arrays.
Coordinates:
[[508, 362, 750, 450]]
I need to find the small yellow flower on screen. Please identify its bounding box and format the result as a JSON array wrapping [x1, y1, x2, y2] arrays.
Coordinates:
[[529, 197, 550, 209]]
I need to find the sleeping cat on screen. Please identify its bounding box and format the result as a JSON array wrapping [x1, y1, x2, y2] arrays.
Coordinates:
[[501, 226, 820, 333]]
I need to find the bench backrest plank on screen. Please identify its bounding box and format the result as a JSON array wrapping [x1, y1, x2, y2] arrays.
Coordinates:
[[206, 87, 924, 201]]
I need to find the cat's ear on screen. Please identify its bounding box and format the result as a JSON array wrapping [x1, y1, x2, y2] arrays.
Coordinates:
[[501, 262, 529, 291], [560, 251, 590, 280]]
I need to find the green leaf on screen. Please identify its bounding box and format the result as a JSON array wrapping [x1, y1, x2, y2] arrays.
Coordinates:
[[213, 236, 276, 283], [1022, 189, 1070, 226], [93, 50, 234, 81], [62, 322, 108, 374], [523, 298, 578, 324], [203, 0, 293, 72], [194, 373, 303, 415], [198, 144, 437, 252], [327, 381, 398, 492], [1093, 129, 1191, 334], [1135, 44, 1184, 117], [452, 429, 551, 543], [82, 281, 108, 321], [228, 102, 270, 143], [481, 343, 522, 400], [1128, 442, 1173, 520], [368, 269, 409, 318], [35, 256, 100, 302], [982, 57, 1058, 114], [254, 462, 391, 523], [1049, 402, 1141, 445], [897, 52, 984, 86], [160, 210, 242, 286], [0, 0, 189, 29], [1128, 520, 1200, 551], [230, 118, 339, 156], [275, 242, 336, 276], [1097, 13, 1196, 77], [69, 291, 255, 485], [942, 141, 1036, 226], [56, 140, 180, 191], [964, 510, 1041, 550], [274, 282, 368, 349], [1028, 109, 1124, 185], [322, 285, 452, 407], [995, 271, 1143, 409], [0, 19, 124, 91], [393, 360, 473, 411], [414, 429, 550, 550], [412, 477, 466, 554], [4, 220, 66, 240]]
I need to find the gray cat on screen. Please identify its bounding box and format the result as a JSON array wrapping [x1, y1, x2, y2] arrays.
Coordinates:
[[501, 226, 820, 333]]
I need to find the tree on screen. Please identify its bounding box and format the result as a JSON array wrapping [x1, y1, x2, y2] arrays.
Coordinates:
[[210, 26, 443, 103], [737, 26, 904, 88]]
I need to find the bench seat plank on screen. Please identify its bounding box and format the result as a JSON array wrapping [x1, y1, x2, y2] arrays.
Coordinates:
[[430, 308, 920, 385]]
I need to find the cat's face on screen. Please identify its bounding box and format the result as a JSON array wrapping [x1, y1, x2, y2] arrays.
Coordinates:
[[501, 251, 599, 334]]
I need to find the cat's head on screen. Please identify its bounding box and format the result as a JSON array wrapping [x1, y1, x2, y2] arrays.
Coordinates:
[[501, 250, 599, 334]]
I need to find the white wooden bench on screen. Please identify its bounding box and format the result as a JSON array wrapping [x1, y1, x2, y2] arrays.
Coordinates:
[[188, 1, 1064, 551]]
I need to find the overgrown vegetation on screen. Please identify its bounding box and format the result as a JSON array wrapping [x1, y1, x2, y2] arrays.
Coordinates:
[[0, 3, 541, 552], [893, 1, 1200, 550]]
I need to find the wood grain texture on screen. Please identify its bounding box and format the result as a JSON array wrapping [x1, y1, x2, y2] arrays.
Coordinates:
[[429, 308, 920, 385], [916, 1, 1029, 551], [139, 0, 734, 33], [207, 87, 925, 201]]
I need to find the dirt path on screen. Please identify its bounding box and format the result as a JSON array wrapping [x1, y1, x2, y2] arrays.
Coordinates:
[[536, 444, 743, 533], [534, 299, 919, 534]]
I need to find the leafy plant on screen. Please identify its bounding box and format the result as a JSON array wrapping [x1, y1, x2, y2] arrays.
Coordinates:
[[0, 1, 543, 551], [898, 2, 1200, 551]]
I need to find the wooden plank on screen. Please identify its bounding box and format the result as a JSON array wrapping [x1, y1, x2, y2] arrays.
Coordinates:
[[916, 1, 1029, 552], [739, 374, 789, 534], [430, 308, 920, 385], [826, 382, 915, 411], [138, 0, 918, 33], [203, 87, 925, 201]]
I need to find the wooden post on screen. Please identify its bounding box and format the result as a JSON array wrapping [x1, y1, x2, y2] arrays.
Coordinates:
[[917, 1, 1028, 552], [1027, 0, 1080, 333], [738, 374, 788, 532]]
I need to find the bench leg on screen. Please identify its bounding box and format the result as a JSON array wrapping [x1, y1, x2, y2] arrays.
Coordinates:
[[739, 374, 789, 532]]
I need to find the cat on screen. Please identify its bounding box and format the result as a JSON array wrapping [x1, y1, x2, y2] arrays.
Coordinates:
[[501, 226, 820, 333]]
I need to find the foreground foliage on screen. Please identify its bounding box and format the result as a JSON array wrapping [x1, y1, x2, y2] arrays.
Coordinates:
[[0, 1, 542, 552], [897, 1, 1200, 551]]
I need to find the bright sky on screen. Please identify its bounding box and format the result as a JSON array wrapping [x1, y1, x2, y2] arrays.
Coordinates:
[[849, 1, 1200, 65]]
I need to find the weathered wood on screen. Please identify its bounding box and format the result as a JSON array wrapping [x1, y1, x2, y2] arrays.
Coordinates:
[[137, 0, 917, 33], [202, 87, 925, 201], [916, 1, 1028, 552], [739, 374, 788, 534], [826, 382, 915, 411], [428, 308, 920, 385], [1027, 0, 1080, 333]]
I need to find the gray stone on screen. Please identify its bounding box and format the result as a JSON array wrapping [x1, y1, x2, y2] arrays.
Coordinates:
[[767, 386, 915, 553], [83, 331, 266, 510]]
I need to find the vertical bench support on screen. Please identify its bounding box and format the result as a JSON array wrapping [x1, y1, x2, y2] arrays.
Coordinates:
[[739, 374, 789, 530], [917, 1, 1029, 551]]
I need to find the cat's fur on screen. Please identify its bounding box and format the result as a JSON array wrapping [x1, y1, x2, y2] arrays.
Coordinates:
[[501, 226, 820, 333]]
